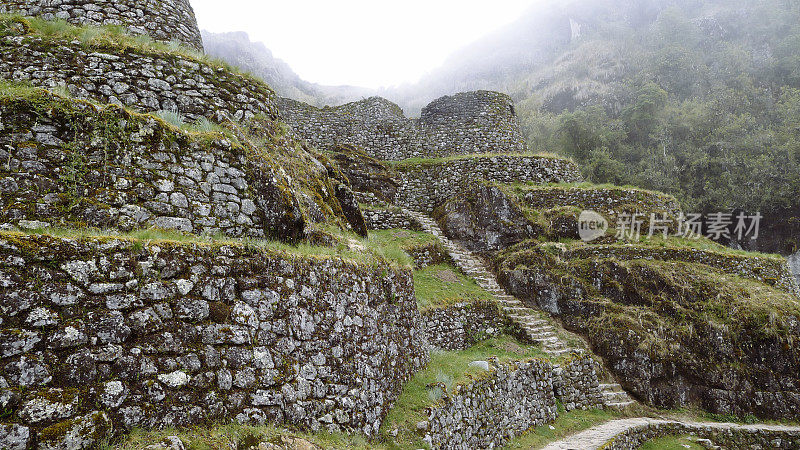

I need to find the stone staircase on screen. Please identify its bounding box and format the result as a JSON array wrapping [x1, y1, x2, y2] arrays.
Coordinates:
[[402, 208, 635, 408], [599, 383, 635, 409]]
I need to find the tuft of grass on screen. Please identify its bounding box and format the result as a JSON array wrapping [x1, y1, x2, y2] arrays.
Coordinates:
[[185, 117, 227, 134], [154, 109, 185, 128], [637, 435, 706, 450]]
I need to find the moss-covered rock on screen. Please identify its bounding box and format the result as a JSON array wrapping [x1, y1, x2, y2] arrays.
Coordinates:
[[434, 180, 543, 253]]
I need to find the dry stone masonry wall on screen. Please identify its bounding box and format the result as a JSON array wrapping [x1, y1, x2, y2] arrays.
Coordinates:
[[601, 421, 800, 449], [0, 33, 277, 122], [394, 155, 584, 213], [421, 302, 505, 351], [362, 206, 423, 232], [564, 245, 798, 294], [0, 233, 428, 449], [0, 0, 205, 50], [519, 186, 683, 226], [0, 94, 327, 240], [425, 355, 604, 449], [278, 91, 527, 161]]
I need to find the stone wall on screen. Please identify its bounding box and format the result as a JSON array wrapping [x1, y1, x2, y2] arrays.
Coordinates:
[[418, 91, 527, 157], [564, 245, 798, 294], [424, 355, 604, 449], [277, 91, 527, 161], [421, 302, 504, 350], [0, 92, 355, 241], [362, 206, 423, 232], [0, 233, 428, 449], [394, 155, 584, 213], [552, 356, 604, 411], [425, 359, 557, 449], [519, 186, 683, 226], [0, 0, 204, 50], [0, 33, 278, 122], [601, 421, 800, 449], [789, 251, 800, 288], [405, 242, 449, 269]]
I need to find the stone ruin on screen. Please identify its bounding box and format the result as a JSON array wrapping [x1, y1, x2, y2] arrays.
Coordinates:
[[1, 0, 800, 448]]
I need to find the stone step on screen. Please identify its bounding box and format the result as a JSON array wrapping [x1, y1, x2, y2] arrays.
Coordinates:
[[604, 400, 636, 409], [544, 348, 575, 356], [529, 335, 560, 344], [602, 391, 631, 401], [524, 325, 555, 333], [599, 383, 625, 393]]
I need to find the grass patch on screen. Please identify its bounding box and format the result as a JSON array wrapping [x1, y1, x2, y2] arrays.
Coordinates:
[[380, 336, 549, 449], [638, 435, 706, 450], [365, 229, 439, 267], [4, 226, 405, 270], [413, 264, 495, 311]]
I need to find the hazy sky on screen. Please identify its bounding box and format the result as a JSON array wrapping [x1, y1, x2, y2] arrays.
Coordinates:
[[191, 0, 539, 88]]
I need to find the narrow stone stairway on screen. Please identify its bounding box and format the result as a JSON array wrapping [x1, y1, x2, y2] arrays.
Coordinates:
[[402, 208, 635, 408]]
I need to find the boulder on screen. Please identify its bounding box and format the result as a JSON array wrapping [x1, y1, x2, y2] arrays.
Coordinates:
[[434, 181, 542, 253]]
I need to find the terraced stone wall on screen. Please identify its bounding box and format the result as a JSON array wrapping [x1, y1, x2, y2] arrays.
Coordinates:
[[421, 302, 504, 350], [0, 34, 277, 122], [0, 93, 347, 241], [789, 251, 800, 288], [518, 186, 683, 226], [564, 245, 798, 294], [404, 242, 449, 269], [394, 156, 584, 213], [277, 91, 527, 161], [362, 206, 423, 232], [424, 355, 604, 449], [0, 0, 204, 50], [0, 234, 428, 449], [602, 421, 800, 449], [418, 91, 527, 157], [552, 356, 604, 411]]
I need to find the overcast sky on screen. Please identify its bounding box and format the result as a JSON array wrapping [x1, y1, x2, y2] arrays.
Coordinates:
[[191, 0, 539, 88]]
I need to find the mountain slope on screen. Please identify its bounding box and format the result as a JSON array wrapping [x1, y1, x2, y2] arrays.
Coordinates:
[[201, 30, 374, 107]]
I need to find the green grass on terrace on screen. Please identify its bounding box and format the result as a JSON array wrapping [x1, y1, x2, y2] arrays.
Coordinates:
[[363, 230, 497, 309], [4, 226, 408, 270], [413, 264, 495, 311], [638, 435, 706, 450], [533, 234, 786, 261], [386, 152, 568, 168], [381, 335, 550, 449]]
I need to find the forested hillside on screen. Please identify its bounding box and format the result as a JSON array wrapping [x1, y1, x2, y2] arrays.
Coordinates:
[[400, 0, 800, 253], [504, 0, 800, 253]]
